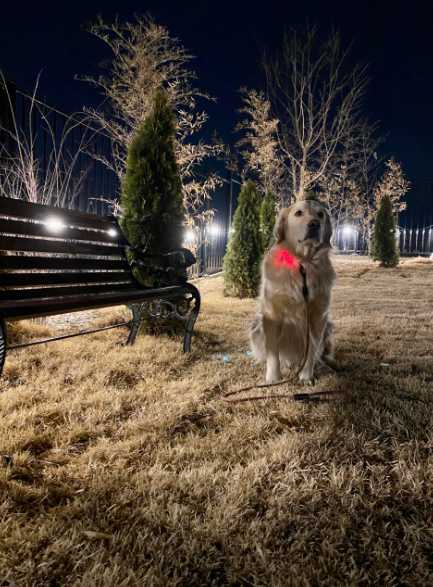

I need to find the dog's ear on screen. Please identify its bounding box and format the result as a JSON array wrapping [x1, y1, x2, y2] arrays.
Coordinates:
[[323, 209, 333, 247], [274, 208, 289, 243]]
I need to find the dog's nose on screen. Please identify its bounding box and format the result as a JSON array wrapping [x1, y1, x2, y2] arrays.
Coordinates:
[[308, 220, 320, 229]]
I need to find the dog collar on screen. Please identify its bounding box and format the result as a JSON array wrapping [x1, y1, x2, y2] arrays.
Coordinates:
[[273, 248, 300, 270]]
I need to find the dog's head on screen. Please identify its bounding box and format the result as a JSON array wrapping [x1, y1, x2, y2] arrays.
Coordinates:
[[274, 200, 332, 254]]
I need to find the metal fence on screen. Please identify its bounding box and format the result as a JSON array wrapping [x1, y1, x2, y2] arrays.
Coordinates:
[[333, 225, 368, 254], [333, 223, 433, 256], [397, 224, 433, 256], [187, 221, 228, 277], [5, 81, 119, 215]]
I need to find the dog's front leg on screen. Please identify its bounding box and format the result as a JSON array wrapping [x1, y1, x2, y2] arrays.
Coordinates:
[[263, 317, 282, 384], [298, 310, 327, 384]]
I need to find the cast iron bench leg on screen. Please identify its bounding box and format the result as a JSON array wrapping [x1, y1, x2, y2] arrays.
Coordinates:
[[126, 304, 143, 345], [183, 285, 201, 353], [126, 287, 200, 352], [0, 319, 6, 377]]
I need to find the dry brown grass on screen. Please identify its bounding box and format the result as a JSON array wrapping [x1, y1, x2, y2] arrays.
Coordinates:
[[1, 256, 433, 586]]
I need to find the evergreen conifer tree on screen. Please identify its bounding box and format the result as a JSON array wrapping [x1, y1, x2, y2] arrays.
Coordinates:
[[120, 89, 184, 286], [223, 181, 262, 297], [372, 194, 399, 267], [260, 191, 277, 251]]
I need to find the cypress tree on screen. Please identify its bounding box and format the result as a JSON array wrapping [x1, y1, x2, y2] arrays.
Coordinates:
[[120, 89, 184, 286], [260, 191, 277, 251], [223, 181, 262, 297], [372, 194, 399, 267]]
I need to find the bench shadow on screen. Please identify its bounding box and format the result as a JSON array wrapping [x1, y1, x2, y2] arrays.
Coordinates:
[[193, 329, 230, 353]]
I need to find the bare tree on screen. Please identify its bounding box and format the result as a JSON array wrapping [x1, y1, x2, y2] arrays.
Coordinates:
[[219, 143, 241, 231], [264, 27, 368, 201], [318, 119, 382, 234], [318, 164, 362, 231], [374, 157, 410, 216], [350, 121, 384, 245], [0, 73, 89, 207], [79, 15, 221, 226], [236, 88, 285, 202]]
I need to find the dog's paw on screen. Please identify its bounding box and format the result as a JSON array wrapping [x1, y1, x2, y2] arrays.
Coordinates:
[[265, 371, 282, 385], [298, 371, 315, 385]]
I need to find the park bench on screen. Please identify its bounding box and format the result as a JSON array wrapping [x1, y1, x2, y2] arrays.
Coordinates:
[[0, 196, 201, 377]]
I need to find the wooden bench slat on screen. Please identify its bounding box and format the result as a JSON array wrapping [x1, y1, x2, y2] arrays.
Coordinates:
[[0, 285, 186, 320], [0, 272, 133, 287], [0, 282, 135, 301], [0, 196, 114, 231], [0, 255, 130, 271], [0, 217, 122, 244], [0, 235, 124, 256]]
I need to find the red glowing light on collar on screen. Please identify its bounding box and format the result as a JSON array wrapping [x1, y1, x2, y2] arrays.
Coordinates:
[[273, 249, 300, 270]]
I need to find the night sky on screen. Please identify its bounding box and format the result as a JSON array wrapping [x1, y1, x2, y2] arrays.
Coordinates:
[[1, 0, 433, 221]]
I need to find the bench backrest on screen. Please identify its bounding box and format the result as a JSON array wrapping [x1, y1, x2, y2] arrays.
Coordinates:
[[0, 197, 138, 312]]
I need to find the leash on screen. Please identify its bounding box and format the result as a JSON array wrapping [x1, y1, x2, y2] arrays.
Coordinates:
[[223, 262, 312, 404]]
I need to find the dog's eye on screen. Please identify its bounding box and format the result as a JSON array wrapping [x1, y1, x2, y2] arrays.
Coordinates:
[[294, 210, 303, 217], [318, 211, 324, 219]]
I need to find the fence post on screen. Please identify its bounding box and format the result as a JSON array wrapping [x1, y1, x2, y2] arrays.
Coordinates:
[[197, 223, 206, 276]]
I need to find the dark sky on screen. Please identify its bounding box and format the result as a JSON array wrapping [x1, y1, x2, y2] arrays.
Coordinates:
[[1, 0, 433, 221]]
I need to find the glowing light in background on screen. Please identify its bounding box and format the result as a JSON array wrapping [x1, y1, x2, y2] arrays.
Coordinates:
[[45, 216, 65, 234], [107, 227, 118, 237], [207, 224, 220, 238], [342, 224, 356, 238], [184, 229, 196, 246]]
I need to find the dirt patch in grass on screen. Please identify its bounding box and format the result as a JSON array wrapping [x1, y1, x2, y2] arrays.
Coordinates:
[[1, 256, 433, 585]]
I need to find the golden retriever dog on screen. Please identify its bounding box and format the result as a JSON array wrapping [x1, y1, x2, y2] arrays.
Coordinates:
[[250, 198, 336, 384]]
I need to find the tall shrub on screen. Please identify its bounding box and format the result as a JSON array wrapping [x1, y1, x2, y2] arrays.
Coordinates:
[[372, 194, 399, 267], [260, 191, 277, 251], [120, 89, 184, 286], [223, 181, 262, 297]]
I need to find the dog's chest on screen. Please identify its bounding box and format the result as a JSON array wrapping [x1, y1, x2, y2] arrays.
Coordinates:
[[262, 272, 304, 321], [263, 263, 330, 318]]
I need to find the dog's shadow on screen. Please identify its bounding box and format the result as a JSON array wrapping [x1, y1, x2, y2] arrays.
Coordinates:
[[317, 347, 433, 447]]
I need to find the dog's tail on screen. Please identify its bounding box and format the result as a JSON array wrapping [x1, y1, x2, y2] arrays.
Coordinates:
[[249, 314, 266, 363]]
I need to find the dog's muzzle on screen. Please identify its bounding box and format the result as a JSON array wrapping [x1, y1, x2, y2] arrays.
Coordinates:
[[305, 220, 320, 241]]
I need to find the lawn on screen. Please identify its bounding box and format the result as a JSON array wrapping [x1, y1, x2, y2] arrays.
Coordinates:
[[1, 256, 433, 586]]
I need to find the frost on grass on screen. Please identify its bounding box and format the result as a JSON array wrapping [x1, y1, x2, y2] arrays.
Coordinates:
[[1, 257, 433, 585]]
